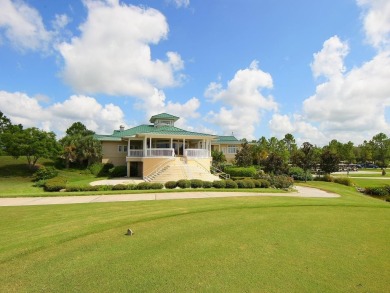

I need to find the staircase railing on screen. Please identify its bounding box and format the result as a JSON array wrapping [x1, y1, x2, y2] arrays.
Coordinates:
[[143, 158, 175, 182], [192, 159, 230, 179]]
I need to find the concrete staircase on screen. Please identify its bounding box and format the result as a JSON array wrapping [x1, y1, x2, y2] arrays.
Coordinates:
[[149, 158, 220, 183]]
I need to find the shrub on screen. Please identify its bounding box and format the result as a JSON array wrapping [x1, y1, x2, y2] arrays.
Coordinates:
[[165, 181, 177, 189], [97, 185, 113, 191], [333, 177, 353, 186], [89, 162, 114, 176], [137, 182, 152, 190], [33, 179, 46, 188], [150, 183, 164, 190], [288, 167, 312, 181], [112, 184, 127, 190], [177, 179, 191, 189], [202, 181, 213, 188], [213, 180, 226, 189], [242, 179, 255, 188], [224, 166, 257, 178], [252, 179, 262, 188], [225, 179, 238, 189], [44, 177, 67, 192], [65, 186, 84, 192], [83, 185, 99, 191], [258, 179, 271, 188], [314, 174, 334, 182], [33, 166, 58, 181], [190, 179, 203, 188], [109, 165, 127, 177], [235, 180, 246, 188], [364, 186, 389, 196], [272, 175, 294, 189]]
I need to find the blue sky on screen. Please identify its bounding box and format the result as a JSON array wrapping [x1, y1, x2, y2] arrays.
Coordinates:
[[0, 0, 389, 145]]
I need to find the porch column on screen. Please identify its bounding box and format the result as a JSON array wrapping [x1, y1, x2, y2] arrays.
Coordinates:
[[183, 138, 186, 156], [149, 137, 152, 156], [127, 138, 130, 157], [143, 137, 147, 157], [170, 138, 173, 148], [126, 161, 130, 177]]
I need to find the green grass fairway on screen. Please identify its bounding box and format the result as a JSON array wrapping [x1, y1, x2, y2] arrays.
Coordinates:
[[0, 183, 389, 292]]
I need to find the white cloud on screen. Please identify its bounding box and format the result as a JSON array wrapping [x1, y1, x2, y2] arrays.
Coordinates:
[[0, 91, 125, 136], [310, 36, 349, 79], [205, 60, 277, 140], [169, 0, 190, 8], [357, 0, 390, 49], [0, 0, 52, 51], [59, 0, 184, 98]]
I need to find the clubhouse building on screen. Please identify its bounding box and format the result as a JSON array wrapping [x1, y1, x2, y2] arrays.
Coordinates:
[[95, 113, 241, 182]]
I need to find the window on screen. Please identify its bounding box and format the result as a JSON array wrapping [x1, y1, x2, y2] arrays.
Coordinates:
[[118, 145, 128, 153], [227, 145, 238, 154]]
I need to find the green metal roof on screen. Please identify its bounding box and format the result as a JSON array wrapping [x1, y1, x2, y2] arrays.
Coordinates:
[[214, 135, 240, 143], [95, 124, 215, 141], [149, 113, 179, 123]]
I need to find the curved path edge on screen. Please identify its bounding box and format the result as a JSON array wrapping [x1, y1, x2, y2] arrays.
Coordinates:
[[0, 186, 339, 207]]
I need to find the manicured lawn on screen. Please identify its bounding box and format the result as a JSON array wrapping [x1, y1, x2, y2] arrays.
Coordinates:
[[0, 182, 389, 292]]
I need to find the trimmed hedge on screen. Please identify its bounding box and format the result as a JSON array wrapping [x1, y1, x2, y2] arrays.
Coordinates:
[[190, 179, 203, 188], [202, 181, 213, 188], [177, 179, 191, 189], [213, 180, 226, 188], [165, 181, 177, 189], [33, 166, 58, 181], [224, 166, 257, 177], [44, 177, 67, 192], [258, 179, 271, 188], [150, 183, 164, 190], [225, 179, 238, 189], [137, 182, 152, 190]]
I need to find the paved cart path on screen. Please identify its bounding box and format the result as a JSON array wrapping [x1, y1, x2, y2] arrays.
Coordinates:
[[0, 186, 339, 207]]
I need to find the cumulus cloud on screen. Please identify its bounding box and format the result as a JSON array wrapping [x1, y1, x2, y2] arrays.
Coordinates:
[[59, 0, 184, 97], [311, 36, 349, 79], [0, 91, 125, 136], [205, 60, 277, 139], [357, 0, 390, 49], [0, 0, 52, 51]]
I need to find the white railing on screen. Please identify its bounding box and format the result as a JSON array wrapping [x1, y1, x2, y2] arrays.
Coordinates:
[[146, 148, 175, 157], [184, 149, 210, 158], [127, 150, 144, 157]]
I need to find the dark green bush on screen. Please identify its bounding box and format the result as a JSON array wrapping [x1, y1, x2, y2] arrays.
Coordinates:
[[213, 180, 226, 188], [235, 180, 246, 188], [83, 185, 99, 191], [137, 182, 152, 190], [225, 179, 238, 189], [224, 166, 257, 177], [202, 181, 213, 188], [177, 179, 191, 189], [33, 166, 58, 181], [150, 183, 164, 190], [65, 186, 84, 192], [252, 179, 261, 188], [89, 163, 114, 176], [288, 167, 312, 181], [333, 177, 353, 186], [258, 179, 271, 188], [109, 165, 127, 177], [165, 181, 177, 189], [44, 177, 67, 192], [33, 179, 46, 188], [272, 175, 294, 189], [126, 184, 136, 190], [364, 186, 389, 196], [190, 179, 203, 188], [112, 184, 127, 190]]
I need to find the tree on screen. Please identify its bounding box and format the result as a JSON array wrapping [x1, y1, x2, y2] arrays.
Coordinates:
[[370, 133, 390, 167], [5, 127, 60, 169], [283, 133, 297, 157], [262, 153, 287, 175], [320, 149, 340, 174], [211, 150, 226, 169], [291, 142, 318, 181], [235, 142, 253, 167], [59, 122, 101, 168], [0, 112, 23, 154]]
